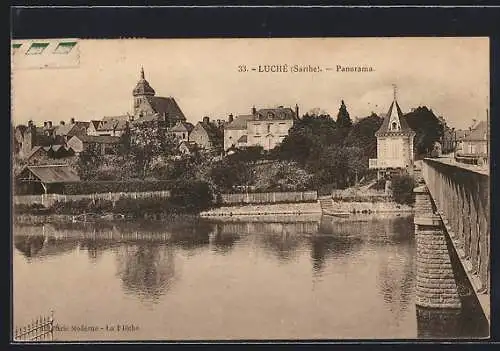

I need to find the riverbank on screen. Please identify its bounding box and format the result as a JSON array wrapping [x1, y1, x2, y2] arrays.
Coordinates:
[[323, 200, 414, 214], [13, 212, 199, 226], [200, 201, 322, 219]]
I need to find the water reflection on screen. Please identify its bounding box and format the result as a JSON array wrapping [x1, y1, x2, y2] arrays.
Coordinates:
[[209, 224, 241, 254], [13, 215, 486, 339], [115, 244, 176, 302]]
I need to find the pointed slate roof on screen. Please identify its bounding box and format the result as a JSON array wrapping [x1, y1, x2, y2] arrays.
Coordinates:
[[375, 97, 414, 137], [150, 97, 186, 121], [132, 67, 156, 96]]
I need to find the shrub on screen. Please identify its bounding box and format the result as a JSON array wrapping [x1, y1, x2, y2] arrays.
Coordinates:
[[391, 175, 416, 205], [61, 180, 175, 194], [372, 178, 386, 191]]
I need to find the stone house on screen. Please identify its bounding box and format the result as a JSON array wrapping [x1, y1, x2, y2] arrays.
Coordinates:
[[67, 135, 121, 155], [189, 117, 224, 152], [170, 121, 195, 142], [246, 105, 297, 151]]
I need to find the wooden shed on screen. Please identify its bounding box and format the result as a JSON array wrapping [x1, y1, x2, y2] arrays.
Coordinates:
[[16, 164, 80, 195]]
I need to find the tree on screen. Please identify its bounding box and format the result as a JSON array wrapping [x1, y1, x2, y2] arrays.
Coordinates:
[[391, 174, 416, 205], [403, 106, 444, 158], [129, 123, 179, 178], [336, 100, 353, 129], [76, 144, 103, 180], [344, 113, 383, 158]]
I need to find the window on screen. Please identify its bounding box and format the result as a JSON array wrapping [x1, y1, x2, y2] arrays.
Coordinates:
[[54, 41, 77, 54], [267, 124, 271, 133], [254, 124, 260, 135], [392, 122, 397, 130], [26, 42, 49, 55]]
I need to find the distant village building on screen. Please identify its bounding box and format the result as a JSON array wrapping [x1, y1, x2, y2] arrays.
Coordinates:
[[369, 87, 416, 179], [189, 117, 224, 152], [224, 105, 298, 152], [455, 120, 488, 165], [67, 135, 121, 155], [87, 117, 128, 137], [170, 121, 195, 142], [131, 67, 187, 128]]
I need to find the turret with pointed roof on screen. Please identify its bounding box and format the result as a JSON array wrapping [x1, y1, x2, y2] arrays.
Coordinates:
[[133, 66, 156, 97], [370, 85, 416, 179], [375, 85, 415, 137]]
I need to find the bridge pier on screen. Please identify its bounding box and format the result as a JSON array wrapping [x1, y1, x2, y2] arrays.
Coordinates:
[[414, 185, 461, 309]]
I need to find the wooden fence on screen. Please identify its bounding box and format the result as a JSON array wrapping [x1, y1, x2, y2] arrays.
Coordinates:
[[220, 191, 317, 205], [14, 190, 171, 208], [14, 312, 54, 342]]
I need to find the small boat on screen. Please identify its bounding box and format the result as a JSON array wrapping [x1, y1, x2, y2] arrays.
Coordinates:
[[72, 213, 101, 222], [73, 212, 126, 222], [100, 213, 126, 221]]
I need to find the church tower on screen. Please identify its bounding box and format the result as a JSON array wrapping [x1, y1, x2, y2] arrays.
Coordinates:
[[132, 66, 156, 117]]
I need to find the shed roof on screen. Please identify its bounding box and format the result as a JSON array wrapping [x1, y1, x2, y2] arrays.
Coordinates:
[[20, 165, 80, 184]]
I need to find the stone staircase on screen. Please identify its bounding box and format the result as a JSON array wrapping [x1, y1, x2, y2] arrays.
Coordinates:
[[318, 197, 334, 214]]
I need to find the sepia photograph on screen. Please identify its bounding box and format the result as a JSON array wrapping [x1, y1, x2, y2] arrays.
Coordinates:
[[11, 37, 490, 341]]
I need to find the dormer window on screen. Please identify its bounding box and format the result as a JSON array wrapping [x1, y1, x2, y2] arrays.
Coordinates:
[[267, 112, 274, 119]]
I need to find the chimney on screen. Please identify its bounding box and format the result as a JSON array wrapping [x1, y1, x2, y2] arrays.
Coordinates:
[[70, 117, 75, 124], [60, 121, 65, 125], [47, 121, 53, 128], [203, 116, 210, 124], [295, 104, 299, 119], [228, 114, 234, 123], [252, 106, 256, 115]]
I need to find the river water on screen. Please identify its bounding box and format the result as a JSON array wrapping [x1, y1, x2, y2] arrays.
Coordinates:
[[12, 214, 488, 340]]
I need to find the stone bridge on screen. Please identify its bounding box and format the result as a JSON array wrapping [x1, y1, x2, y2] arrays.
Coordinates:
[[415, 157, 490, 326]]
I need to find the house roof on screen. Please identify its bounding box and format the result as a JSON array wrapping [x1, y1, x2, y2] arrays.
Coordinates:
[[225, 114, 254, 130], [20, 165, 80, 184], [179, 140, 197, 152], [25, 146, 46, 160], [375, 100, 414, 136], [170, 121, 194, 133], [237, 135, 248, 143], [102, 115, 129, 122], [197, 121, 223, 143], [463, 121, 488, 141], [150, 97, 186, 121], [89, 120, 101, 130], [54, 121, 89, 136], [254, 107, 296, 121], [73, 135, 121, 144], [133, 68, 156, 96]]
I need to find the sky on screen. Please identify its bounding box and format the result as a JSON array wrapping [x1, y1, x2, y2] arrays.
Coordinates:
[[11, 37, 489, 130]]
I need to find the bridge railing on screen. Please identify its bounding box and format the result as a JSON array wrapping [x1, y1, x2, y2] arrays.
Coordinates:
[[421, 158, 489, 294]]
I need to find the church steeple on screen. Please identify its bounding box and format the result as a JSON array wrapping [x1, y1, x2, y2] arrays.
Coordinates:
[[133, 66, 155, 97], [388, 84, 401, 131]]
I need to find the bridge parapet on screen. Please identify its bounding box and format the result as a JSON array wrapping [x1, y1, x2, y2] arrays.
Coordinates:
[[421, 158, 490, 303]]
